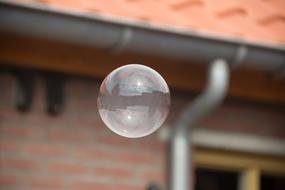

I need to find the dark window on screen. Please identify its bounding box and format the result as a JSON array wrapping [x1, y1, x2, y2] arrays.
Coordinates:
[[195, 168, 238, 190], [261, 174, 285, 190]]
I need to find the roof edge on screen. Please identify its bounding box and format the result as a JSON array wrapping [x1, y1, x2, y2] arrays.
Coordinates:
[[1, 0, 285, 52], [0, 1, 285, 74]]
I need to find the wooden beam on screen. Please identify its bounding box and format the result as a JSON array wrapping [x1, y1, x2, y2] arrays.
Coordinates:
[[1, 32, 285, 105], [239, 167, 260, 190], [193, 148, 285, 175]]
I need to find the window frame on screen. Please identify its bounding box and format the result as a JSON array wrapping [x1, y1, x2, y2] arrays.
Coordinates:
[[193, 148, 285, 190]]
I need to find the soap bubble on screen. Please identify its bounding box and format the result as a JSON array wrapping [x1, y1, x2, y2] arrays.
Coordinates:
[[97, 64, 170, 138]]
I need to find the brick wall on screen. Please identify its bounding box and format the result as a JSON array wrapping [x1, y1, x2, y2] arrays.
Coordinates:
[[0, 74, 284, 190]]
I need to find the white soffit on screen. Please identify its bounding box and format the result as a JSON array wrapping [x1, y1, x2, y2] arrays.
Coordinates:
[[158, 126, 285, 157]]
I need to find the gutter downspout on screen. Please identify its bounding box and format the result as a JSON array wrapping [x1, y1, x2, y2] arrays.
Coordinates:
[[169, 59, 230, 190]]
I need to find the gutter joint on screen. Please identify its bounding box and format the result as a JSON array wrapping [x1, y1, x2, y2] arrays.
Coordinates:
[[108, 27, 133, 54], [230, 44, 248, 69]]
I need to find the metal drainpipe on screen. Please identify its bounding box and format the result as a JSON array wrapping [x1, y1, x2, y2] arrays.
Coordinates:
[[169, 59, 230, 190]]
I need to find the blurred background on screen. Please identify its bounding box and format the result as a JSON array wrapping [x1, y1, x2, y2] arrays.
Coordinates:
[[0, 0, 284, 190]]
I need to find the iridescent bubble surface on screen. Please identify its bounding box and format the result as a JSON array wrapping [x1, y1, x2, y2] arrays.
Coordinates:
[[97, 64, 170, 138]]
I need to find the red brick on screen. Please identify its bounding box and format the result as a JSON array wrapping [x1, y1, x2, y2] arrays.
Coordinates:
[[23, 176, 63, 189], [75, 147, 113, 160], [1, 75, 285, 190], [72, 116, 101, 129], [137, 139, 166, 152], [48, 129, 91, 142], [0, 157, 40, 171], [24, 143, 65, 157], [116, 152, 157, 165], [0, 140, 21, 152], [72, 181, 144, 190], [95, 166, 133, 179], [96, 135, 134, 147], [49, 162, 88, 175], [65, 80, 93, 96], [67, 99, 98, 113], [72, 181, 114, 190], [0, 126, 42, 138], [0, 174, 17, 185], [23, 112, 68, 126], [138, 170, 165, 183], [114, 184, 144, 190], [0, 110, 24, 119]]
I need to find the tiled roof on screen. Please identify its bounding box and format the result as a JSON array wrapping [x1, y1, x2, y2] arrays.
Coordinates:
[[6, 0, 285, 45]]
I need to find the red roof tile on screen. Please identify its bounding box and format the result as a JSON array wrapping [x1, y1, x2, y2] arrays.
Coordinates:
[[6, 0, 285, 45]]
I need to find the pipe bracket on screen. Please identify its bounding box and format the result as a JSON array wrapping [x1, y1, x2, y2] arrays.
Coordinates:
[[273, 56, 285, 79], [109, 27, 133, 54], [230, 44, 248, 69], [13, 69, 35, 112], [44, 72, 65, 115]]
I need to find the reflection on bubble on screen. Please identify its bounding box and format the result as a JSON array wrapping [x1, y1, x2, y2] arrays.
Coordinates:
[[97, 64, 171, 138]]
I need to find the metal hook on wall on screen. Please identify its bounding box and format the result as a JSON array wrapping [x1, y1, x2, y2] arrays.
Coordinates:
[[44, 72, 65, 115], [13, 69, 36, 112], [146, 183, 161, 190]]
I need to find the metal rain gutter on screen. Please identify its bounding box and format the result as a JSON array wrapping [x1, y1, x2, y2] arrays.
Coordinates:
[[0, 1, 285, 74], [169, 59, 229, 190]]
